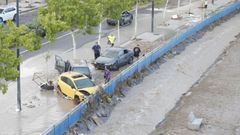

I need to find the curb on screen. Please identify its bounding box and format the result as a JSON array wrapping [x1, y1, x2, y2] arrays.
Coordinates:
[[20, 5, 47, 14]]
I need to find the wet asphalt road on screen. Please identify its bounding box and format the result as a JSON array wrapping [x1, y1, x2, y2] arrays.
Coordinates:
[[19, 9, 114, 61], [19, 0, 199, 61], [18, 7, 140, 61]]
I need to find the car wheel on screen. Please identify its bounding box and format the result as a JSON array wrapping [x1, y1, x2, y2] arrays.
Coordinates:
[[128, 57, 134, 64], [129, 19, 132, 25], [73, 96, 80, 105], [13, 14, 16, 21], [112, 62, 119, 71], [120, 20, 124, 26]]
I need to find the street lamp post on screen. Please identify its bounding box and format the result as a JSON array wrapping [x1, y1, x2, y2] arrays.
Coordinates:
[[134, 0, 138, 38], [151, 0, 154, 33], [163, 0, 169, 23], [177, 0, 180, 15], [16, 0, 21, 112], [189, 0, 192, 14]]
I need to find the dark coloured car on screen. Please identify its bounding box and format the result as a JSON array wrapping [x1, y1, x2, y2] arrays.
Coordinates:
[[27, 23, 46, 38], [95, 47, 134, 70], [71, 65, 92, 79], [107, 11, 133, 26], [55, 55, 92, 79]]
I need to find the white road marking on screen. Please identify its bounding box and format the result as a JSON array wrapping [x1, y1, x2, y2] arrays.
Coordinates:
[[20, 30, 78, 55], [20, 9, 37, 15], [63, 48, 73, 54], [146, 8, 175, 12]]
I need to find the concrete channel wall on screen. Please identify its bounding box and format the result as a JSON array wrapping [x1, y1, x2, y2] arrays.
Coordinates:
[[42, 2, 240, 135]]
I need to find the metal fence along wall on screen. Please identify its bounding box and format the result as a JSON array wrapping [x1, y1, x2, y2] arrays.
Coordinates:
[[43, 2, 240, 135], [42, 102, 87, 135]]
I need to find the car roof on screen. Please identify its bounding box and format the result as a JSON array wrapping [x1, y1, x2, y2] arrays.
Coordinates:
[[60, 72, 88, 80], [72, 64, 89, 68], [106, 47, 124, 52]]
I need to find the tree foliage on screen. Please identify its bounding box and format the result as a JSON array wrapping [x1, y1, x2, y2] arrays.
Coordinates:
[[138, 0, 165, 6], [155, 0, 165, 7], [103, 0, 134, 20], [38, 8, 68, 41], [38, 0, 102, 39], [0, 22, 41, 94]]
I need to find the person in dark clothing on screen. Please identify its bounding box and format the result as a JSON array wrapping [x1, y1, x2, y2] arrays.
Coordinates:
[[92, 42, 101, 59], [104, 66, 111, 83], [204, 0, 208, 8], [64, 60, 71, 72], [133, 45, 141, 59]]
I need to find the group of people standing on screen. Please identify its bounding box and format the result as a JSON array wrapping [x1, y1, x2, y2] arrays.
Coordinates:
[[92, 41, 112, 84], [92, 34, 116, 60], [91, 37, 113, 84], [92, 34, 142, 84]]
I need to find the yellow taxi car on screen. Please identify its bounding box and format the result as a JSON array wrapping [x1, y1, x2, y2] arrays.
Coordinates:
[[57, 72, 98, 104]]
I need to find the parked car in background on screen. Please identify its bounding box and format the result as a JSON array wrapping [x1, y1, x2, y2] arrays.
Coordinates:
[[57, 72, 99, 104], [0, 5, 16, 22], [55, 55, 92, 79], [27, 23, 46, 38], [95, 47, 134, 70], [107, 11, 133, 26]]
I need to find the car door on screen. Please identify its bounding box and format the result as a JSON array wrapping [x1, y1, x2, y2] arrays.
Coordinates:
[[3, 8, 11, 20], [122, 49, 130, 64], [4, 7, 14, 20], [59, 76, 70, 96], [55, 55, 65, 74], [65, 78, 76, 99], [59, 76, 75, 99], [9, 7, 16, 20], [118, 50, 126, 66]]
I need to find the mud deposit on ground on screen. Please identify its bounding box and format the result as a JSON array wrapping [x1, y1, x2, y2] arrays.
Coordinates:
[[150, 34, 240, 135]]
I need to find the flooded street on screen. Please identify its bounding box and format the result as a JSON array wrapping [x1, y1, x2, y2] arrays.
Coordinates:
[[0, 52, 76, 135]]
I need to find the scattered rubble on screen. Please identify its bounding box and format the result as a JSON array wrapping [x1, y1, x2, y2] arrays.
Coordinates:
[[23, 96, 41, 108], [187, 112, 203, 131]]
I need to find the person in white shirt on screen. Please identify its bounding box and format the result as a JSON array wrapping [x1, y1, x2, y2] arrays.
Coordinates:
[[204, 0, 208, 8]]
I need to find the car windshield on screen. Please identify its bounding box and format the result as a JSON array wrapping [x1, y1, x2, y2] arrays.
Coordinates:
[[102, 49, 119, 58], [72, 67, 90, 75], [74, 78, 94, 89], [0, 9, 3, 13]]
